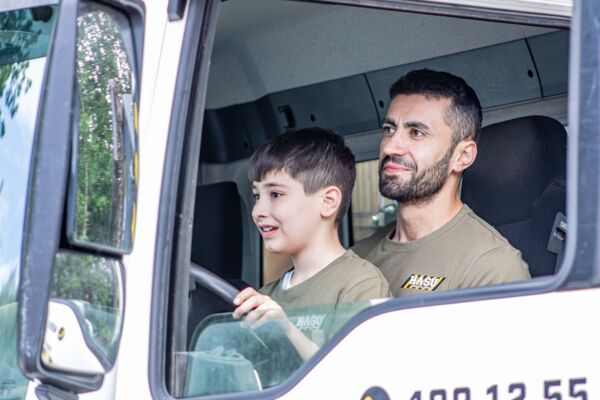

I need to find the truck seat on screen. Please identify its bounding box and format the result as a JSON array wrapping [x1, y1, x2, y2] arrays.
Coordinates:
[[188, 181, 250, 343], [461, 115, 567, 277]]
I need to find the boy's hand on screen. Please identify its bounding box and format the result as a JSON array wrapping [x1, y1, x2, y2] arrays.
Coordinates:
[[232, 287, 288, 329]]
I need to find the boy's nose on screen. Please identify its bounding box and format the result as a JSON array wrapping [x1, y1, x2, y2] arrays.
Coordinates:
[[252, 200, 268, 220]]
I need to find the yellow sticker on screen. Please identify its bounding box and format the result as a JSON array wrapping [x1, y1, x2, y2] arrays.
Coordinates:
[[402, 274, 445, 291]]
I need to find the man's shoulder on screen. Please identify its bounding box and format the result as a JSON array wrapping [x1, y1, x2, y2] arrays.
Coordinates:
[[457, 205, 516, 250], [351, 223, 395, 258], [452, 206, 530, 285]]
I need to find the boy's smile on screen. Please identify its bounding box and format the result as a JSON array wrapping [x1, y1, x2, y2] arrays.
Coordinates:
[[252, 170, 323, 255], [257, 223, 278, 238]]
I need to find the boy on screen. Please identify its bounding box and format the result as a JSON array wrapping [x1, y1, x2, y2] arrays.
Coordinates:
[[232, 127, 391, 360]]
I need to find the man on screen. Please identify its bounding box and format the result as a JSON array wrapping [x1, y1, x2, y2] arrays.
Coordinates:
[[353, 69, 530, 296]]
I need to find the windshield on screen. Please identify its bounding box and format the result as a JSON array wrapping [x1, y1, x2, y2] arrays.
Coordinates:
[[178, 300, 379, 397], [0, 6, 56, 400]]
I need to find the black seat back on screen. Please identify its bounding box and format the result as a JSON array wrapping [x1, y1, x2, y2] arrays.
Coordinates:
[[188, 181, 249, 343], [192, 181, 244, 282], [461, 115, 567, 277]]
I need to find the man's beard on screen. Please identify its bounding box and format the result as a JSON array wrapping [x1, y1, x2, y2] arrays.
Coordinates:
[[379, 146, 455, 205]]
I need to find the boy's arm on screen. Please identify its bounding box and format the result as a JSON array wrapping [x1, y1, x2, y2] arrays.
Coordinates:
[[233, 287, 318, 361]]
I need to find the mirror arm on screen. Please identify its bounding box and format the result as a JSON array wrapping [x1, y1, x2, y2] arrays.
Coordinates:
[[19, 0, 79, 376]]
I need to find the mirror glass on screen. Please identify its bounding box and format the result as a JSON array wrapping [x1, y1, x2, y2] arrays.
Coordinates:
[[67, 4, 138, 253], [41, 251, 124, 375]]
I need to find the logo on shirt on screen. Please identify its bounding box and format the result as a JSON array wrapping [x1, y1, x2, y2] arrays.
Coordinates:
[[402, 274, 445, 291], [294, 313, 326, 331]]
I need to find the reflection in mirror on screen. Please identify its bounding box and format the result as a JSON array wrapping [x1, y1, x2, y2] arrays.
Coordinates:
[[67, 5, 137, 252], [177, 300, 377, 397], [41, 252, 124, 375]]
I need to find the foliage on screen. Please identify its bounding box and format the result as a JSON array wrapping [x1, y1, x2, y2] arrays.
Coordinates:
[[0, 8, 36, 138], [74, 10, 132, 247], [50, 253, 117, 307], [50, 252, 121, 357]]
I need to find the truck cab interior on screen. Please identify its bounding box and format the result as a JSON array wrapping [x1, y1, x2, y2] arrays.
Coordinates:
[[170, 0, 570, 396]]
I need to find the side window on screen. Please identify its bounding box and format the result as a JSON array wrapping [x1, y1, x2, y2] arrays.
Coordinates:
[[69, 3, 138, 252], [351, 159, 396, 243], [0, 6, 56, 399]]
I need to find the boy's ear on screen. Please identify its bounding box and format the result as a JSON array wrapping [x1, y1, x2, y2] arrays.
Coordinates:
[[320, 186, 342, 219]]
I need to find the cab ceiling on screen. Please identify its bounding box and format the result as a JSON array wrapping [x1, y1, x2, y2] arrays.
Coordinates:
[[207, 0, 555, 109]]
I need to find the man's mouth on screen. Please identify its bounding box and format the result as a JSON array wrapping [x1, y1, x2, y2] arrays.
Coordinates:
[[383, 162, 414, 174], [381, 156, 416, 174]]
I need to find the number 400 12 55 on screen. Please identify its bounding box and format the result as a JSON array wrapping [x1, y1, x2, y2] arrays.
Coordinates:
[[409, 377, 588, 400]]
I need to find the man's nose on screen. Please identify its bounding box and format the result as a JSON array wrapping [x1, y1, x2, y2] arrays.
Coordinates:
[[381, 131, 409, 157]]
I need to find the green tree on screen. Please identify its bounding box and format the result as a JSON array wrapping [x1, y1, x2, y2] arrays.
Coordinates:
[[74, 10, 132, 246]]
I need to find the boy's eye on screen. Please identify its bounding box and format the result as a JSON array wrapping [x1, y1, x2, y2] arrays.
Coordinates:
[[270, 192, 283, 199], [252, 193, 260, 201]]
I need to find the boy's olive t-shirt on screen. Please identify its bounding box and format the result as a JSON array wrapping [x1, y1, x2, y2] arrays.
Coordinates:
[[259, 249, 391, 307], [259, 250, 391, 346], [352, 205, 530, 297]]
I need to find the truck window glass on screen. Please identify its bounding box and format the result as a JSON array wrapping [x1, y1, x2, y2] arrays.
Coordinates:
[[0, 6, 56, 399], [177, 301, 375, 397]]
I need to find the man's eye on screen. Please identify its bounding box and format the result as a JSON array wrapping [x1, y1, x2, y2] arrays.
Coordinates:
[[412, 129, 425, 137], [382, 125, 394, 135]]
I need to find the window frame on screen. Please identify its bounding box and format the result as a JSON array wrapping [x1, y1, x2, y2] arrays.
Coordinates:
[[151, 0, 595, 399], [149, 0, 219, 397]]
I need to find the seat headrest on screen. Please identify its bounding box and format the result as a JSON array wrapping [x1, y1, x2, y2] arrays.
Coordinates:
[[191, 181, 243, 279], [462, 115, 566, 226]]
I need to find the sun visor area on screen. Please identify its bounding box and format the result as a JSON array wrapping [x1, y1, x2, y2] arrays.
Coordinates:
[[200, 30, 568, 163]]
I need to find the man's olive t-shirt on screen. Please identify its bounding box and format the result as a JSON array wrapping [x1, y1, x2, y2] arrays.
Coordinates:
[[260, 249, 391, 307], [352, 205, 530, 296]]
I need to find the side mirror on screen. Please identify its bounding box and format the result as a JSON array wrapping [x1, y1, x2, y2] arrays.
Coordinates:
[[41, 252, 124, 375]]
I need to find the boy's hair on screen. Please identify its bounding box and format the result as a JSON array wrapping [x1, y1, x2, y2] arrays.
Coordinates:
[[248, 127, 356, 223], [389, 68, 482, 144]]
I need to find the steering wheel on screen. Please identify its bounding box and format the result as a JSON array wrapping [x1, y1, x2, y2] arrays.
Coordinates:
[[188, 263, 303, 388], [189, 262, 240, 306]]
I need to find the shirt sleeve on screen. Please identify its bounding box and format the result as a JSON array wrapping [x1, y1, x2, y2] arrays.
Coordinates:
[[339, 277, 392, 302], [460, 246, 531, 288]]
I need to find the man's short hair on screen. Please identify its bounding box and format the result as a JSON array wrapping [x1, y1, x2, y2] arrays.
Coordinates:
[[248, 127, 356, 223], [389, 69, 482, 143]]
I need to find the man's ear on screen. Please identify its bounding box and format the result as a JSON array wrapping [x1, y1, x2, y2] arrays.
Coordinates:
[[320, 186, 342, 219], [452, 139, 477, 173]]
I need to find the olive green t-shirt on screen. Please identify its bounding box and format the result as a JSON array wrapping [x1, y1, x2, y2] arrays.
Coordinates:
[[260, 249, 391, 307], [259, 250, 391, 345], [352, 205, 530, 297]]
